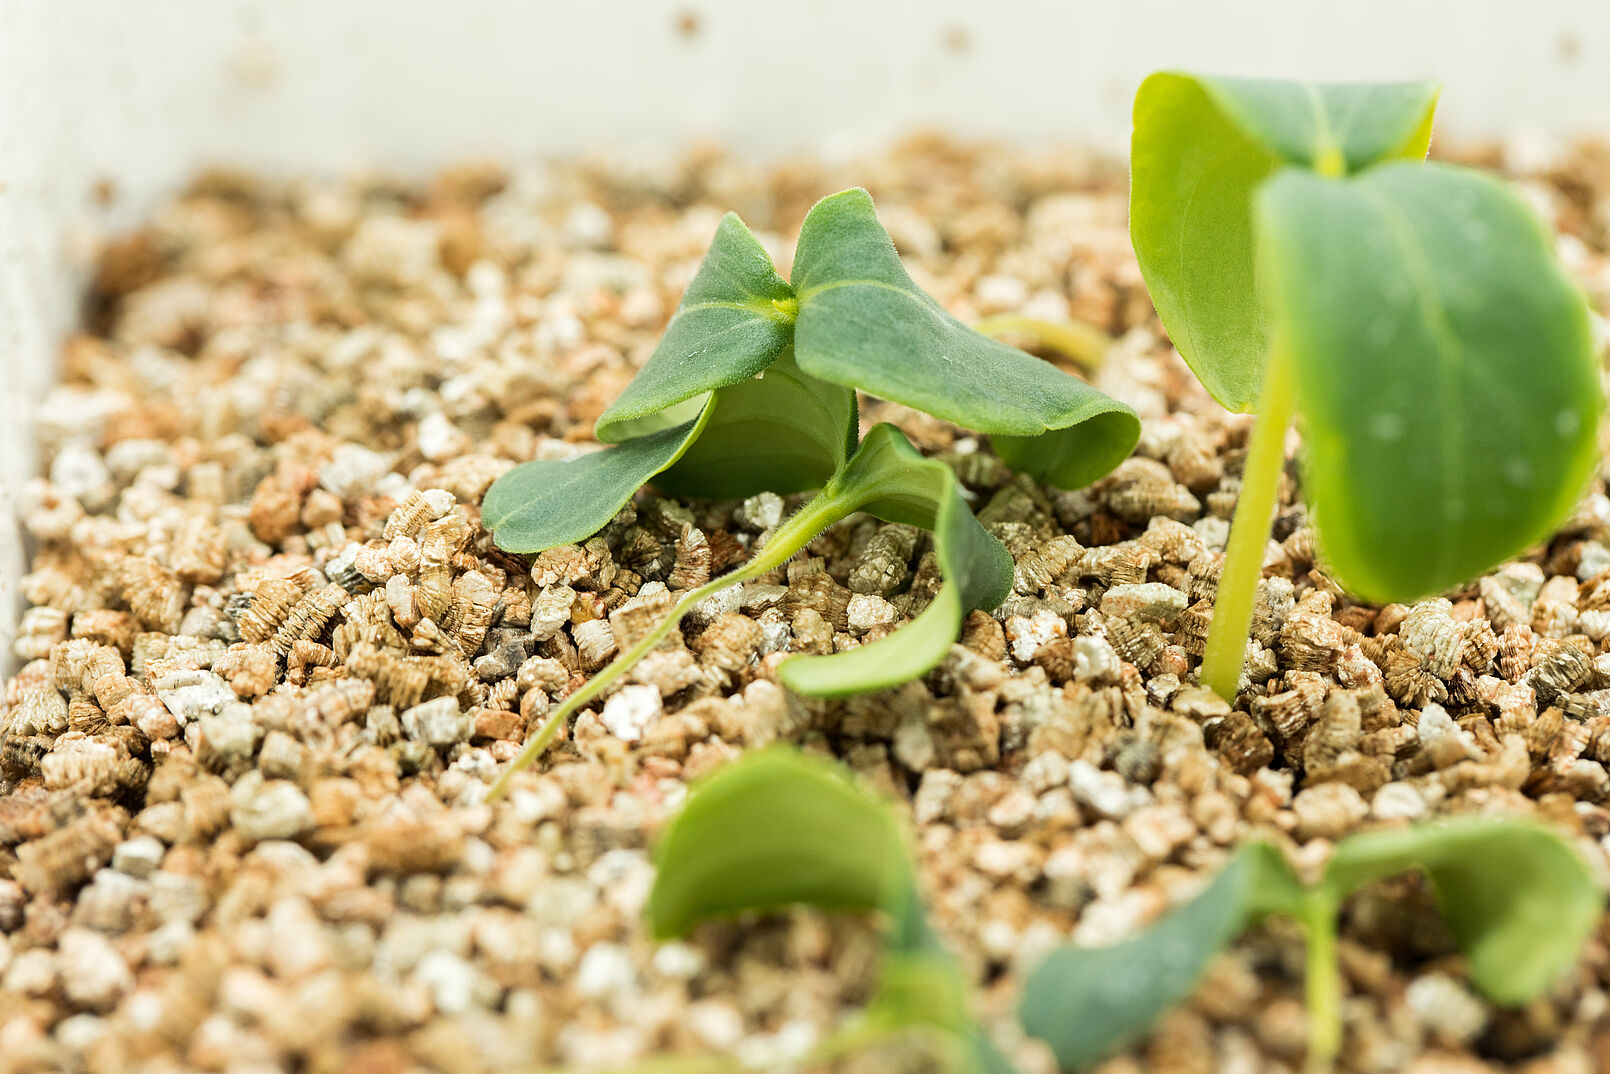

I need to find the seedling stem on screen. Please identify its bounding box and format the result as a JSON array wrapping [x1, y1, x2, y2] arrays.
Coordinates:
[[1301, 892, 1344, 1074], [486, 490, 850, 801], [1199, 343, 1295, 699]]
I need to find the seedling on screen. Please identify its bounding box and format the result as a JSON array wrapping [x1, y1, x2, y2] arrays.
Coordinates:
[[646, 748, 1020, 1074], [1020, 820, 1599, 1072], [482, 190, 1139, 795], [1129, 74, 1603, 699], [647, 751, 1599, 1074]]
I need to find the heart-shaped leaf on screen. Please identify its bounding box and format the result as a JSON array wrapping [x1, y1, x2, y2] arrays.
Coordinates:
[[1019, 842, 1297, 1072], [1256, 162, 1602, 602], [1131, 73, 1439, 411], [791, 189, 1139, 488], [777, 423, 1014, 697], [644, 747, 913, 940], [480, 414, 707, 553], [1321, 819, 1601, 1004]]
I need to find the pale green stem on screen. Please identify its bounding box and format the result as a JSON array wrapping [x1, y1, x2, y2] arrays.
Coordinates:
[[974, 313, 1112, 371], [486, 490, 854, 801], [1302, 894, 1343, 1074], [1199, 343, 1296, 700]]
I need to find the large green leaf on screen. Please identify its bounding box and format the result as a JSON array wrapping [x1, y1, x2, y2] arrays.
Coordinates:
[[791, 189, 1139, 489], [1019, 842, 1296, 1072], [651, 348, 857, 499], [480, 414, 707, 553], [596, 212, 796, 442], [644, 747, 913, 940], [1322, 819, 1601, 1004], [778, 423, 1013, 697], [1131, 73, 1439, 411], [1257, 162, 1602, 603]]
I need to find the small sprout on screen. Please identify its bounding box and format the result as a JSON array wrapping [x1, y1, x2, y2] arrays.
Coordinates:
[[647, 748, 1022, 1074], [1130, 73, 1603, 698], [1018, 819, 1600, 1072], [483, 189, 1138, 792], [487, 189, 1138, 554], [644, 747, 911, 939], [1317, 821, 1602, 1007]]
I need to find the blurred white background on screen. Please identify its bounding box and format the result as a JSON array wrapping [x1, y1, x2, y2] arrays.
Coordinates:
[[3, 0, 1609, 658]]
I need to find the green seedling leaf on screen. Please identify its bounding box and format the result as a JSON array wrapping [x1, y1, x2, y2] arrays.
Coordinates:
[[483, 215, 854, 555], [483, 352, 855, 553], [791, 189, 1139, 488], [596, 213, 857, 500], [870, 948, 973, 1040], [596, 212, 797, 443], [1256, 162, 1602, 603], [1018, 820, 1601, 1071], [1322, 819, 1601, 1004], [777, 423, 1013, 697], [648, 752, 1022, 1074], [1020, 842, 1297, 1071], [644, 747, 913, 940], [646, 347, 857, 500], [480, 415, 706, 553], [1131, 73, 1439, 410]]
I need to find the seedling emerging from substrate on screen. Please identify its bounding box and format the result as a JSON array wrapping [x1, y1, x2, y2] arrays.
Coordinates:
[[481, 190, 1140, 794], [1130, 74, 1604, 700], [1020, 821, 1600, 1072], [646, 751, 1599, 1074], [646, 748, 1020, 1074]]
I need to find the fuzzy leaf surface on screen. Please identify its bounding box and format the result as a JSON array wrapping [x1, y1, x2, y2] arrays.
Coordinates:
[[596, 213, 796, 443], [777, 423, 1013, 697], [1257, 162, 1602, 602], [644, 747, 912, 940], [1019, 843, 1295, 1071], [791, 189, 1139, 488], [1131, 73, 1439, 410], [1322, 819, 1600, 1004], [480, 415, 706, 553]]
